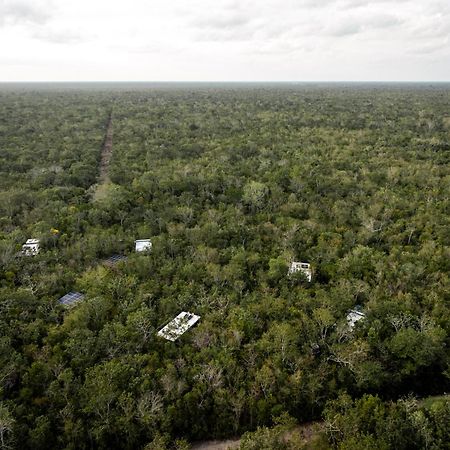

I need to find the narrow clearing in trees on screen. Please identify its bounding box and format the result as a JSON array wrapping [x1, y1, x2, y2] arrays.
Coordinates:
[[93, 112, 113, 201], [190, 422, 321, 449]]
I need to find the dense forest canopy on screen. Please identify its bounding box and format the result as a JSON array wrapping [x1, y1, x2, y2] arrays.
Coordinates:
[[0, 83, 449, 449]]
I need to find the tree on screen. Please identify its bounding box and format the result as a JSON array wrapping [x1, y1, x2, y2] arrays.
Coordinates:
[[242, 181, 269, 212], [0, 403, 14, 450]]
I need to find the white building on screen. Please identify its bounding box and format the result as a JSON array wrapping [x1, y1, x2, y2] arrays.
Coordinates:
[[346, 310, 366, 329], [135, 239, 152, 253], [288, 261, 312, 282], [22, 239, 40, 256], [157, 311, 201, 341]]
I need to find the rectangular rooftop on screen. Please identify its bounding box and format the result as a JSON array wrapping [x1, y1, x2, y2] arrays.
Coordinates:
[[135, 239, 152, 252], [346, 310, 366, 329], [288, 261, 312, 282], [22, 239, 40, 256], [157, 311, 200, 341]]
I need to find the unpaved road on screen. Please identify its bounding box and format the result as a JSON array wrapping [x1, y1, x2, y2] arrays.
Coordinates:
[[190, 422, 322, 450], [93, 112, 113, 201], [98, 112, 113, 184], [190, 438, 240, 450]]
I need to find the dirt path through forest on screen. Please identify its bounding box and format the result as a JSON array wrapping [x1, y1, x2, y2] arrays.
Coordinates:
[[98, 112, 113, 184], [93, 112, 113, 200], [190, 422, 322, 450], [190, 438, 240, 450]]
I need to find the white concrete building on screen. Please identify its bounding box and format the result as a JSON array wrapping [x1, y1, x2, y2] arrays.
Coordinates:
[[288, 261, 312, 282], [157, 311, 200, 341], [22, 239, 40, 256], [346, 310, 366, 329], [135, 239, 152, 253]]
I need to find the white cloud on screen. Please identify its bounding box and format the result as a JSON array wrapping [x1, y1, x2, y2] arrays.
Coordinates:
[[0, 0, 52, 25], [32, 27, 88, 44], [0, 0, 448, 81]]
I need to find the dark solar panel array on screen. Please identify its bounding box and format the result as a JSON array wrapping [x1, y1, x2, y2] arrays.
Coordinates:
[[104, 254, 128, 266], [58, 292, 85, 306]]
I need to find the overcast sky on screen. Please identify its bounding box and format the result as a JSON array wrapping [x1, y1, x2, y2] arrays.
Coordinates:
[[1, 0, 449, 81]]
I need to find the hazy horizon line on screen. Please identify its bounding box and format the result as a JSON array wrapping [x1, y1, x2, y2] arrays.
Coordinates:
[[1, 80, 449, 84]]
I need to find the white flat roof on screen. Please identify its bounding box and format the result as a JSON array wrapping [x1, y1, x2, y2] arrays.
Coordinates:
[[22, 239, 40, 255], [157, 311, 200, 341], [347, 310, 366, 329], [25, 239, 40, 245], [135, 239, 152, 252], [291, 261, 310, 268], [288, 261, 312, 281]]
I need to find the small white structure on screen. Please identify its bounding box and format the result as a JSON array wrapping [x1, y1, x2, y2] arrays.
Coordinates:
[[135, 239, 152, 253], [346, 310, 366, 329], [22, 239, 40, 256], [157, 311, 200, 342], [288, 261, 312, 282]]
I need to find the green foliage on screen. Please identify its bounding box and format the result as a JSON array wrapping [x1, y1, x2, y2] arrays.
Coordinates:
[[0, 84, 449, 448], [323, 394, 450, 449], [0, 402, 15, 449]]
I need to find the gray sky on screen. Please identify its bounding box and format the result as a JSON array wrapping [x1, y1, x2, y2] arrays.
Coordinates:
[[1, 0, 449, 81]]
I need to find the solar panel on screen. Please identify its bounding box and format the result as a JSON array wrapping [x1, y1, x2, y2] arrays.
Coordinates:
[[103, 254, 128, 266], [58, 292, 85, 306]]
